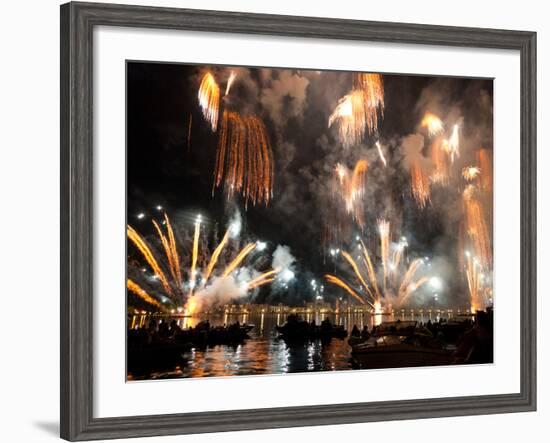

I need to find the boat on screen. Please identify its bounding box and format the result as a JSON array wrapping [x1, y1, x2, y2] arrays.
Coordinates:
[[276, 314, 348, 342], [350, 321, 453, 369]]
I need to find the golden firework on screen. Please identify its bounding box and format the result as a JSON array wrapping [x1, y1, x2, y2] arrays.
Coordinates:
[[325, 223, 428, 310], [198, 72, 220, 131], [462, 166, 481, 181], [476, 148, 493, 192], [127, 212, 278, 310], [410, 159, 431, 209], [353, 72, 385, 134], [421, 112, 444, 137], [328, 73, 384, 147], [127, 278, 164, 310], [463, 186, 492, 270], [333, 160, 368, 228], [430, 138, 450, 185], [213, 110, 274, 207], [328, 91, 367, 148], [225, 70, 237, 96], [444, 124, 460, 163]]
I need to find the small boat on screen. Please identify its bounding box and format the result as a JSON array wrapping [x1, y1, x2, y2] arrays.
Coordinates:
[[127, 340, 191, 373], [350, 321, 453, 369], [276, 315, 348, 342]]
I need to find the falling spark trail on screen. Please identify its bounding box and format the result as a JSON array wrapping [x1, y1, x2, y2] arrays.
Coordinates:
[[213, 111, 274, 207], [376, 141, 387, 166], [334, 160, 368, 228], [477, 148, 493, 192], [410, 159, 431, 208], [225, 70, 236, 96], [378, 219, 390, 288], [328, 73, 384, 147], [328, 91, 366, 148], [198, 72, 220, 131], [463, 186, 492, 269], [430, 138, 449, 185], [446, 124, 460, 163], [353, 73, 385, 134]]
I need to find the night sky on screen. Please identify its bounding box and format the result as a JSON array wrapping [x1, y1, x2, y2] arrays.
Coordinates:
[[127, 61, 493, 307]]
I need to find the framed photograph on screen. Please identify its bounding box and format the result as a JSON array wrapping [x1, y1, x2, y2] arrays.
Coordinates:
[[60, 1, 536, 440]]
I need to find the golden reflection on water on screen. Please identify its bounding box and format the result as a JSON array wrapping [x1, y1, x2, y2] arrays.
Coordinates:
[[128, 310, 457, 380]]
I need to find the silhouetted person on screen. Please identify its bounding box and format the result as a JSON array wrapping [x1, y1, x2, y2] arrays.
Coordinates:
[[454, 311, 493, 364]]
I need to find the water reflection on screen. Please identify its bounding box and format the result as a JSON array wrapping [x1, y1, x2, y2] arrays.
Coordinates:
[[128, 310, 456, 380]]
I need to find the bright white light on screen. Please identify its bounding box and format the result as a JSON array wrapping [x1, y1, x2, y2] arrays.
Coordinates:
[[256, 241, 267, 251], [330, 249, 336, 256], [429, 277, 443, 290], [229, 220, 241, 237], [156, 205, 162, 211], [137, 213, 145, 219], [316, 295, 322, 301], [465, 250, 471, 257], [280, 269, 295, 282], [196, 214, 202, 223]]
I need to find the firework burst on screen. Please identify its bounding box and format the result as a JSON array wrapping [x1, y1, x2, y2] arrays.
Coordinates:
[[353, 73, 385, 134], [421, 112, 444, 137], [444, 124, 460, 163], [328, 73, 384, 147], [430, 138, 450, 185], [462, 166, 481, 181], [328, 91, 367, 148], [325, 222, 428, 310], [127, 212, 278, 310], [333, 160, 368, 228], [462, 185, 492, 270], [476, 148, 493, 192], [410, 159, 431, 209], [213, 110, 274, 207], [198, 72, 220, 131], [465, 252, 491, 313]]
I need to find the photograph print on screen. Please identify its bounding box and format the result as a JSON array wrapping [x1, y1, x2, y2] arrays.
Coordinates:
[[126, 62, 494, 380]]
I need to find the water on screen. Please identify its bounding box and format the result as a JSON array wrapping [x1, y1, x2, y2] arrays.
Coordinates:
[[128, 309, 461, 380]]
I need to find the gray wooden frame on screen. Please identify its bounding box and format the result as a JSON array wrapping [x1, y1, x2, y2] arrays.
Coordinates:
[[60, 1, 537, 440]]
